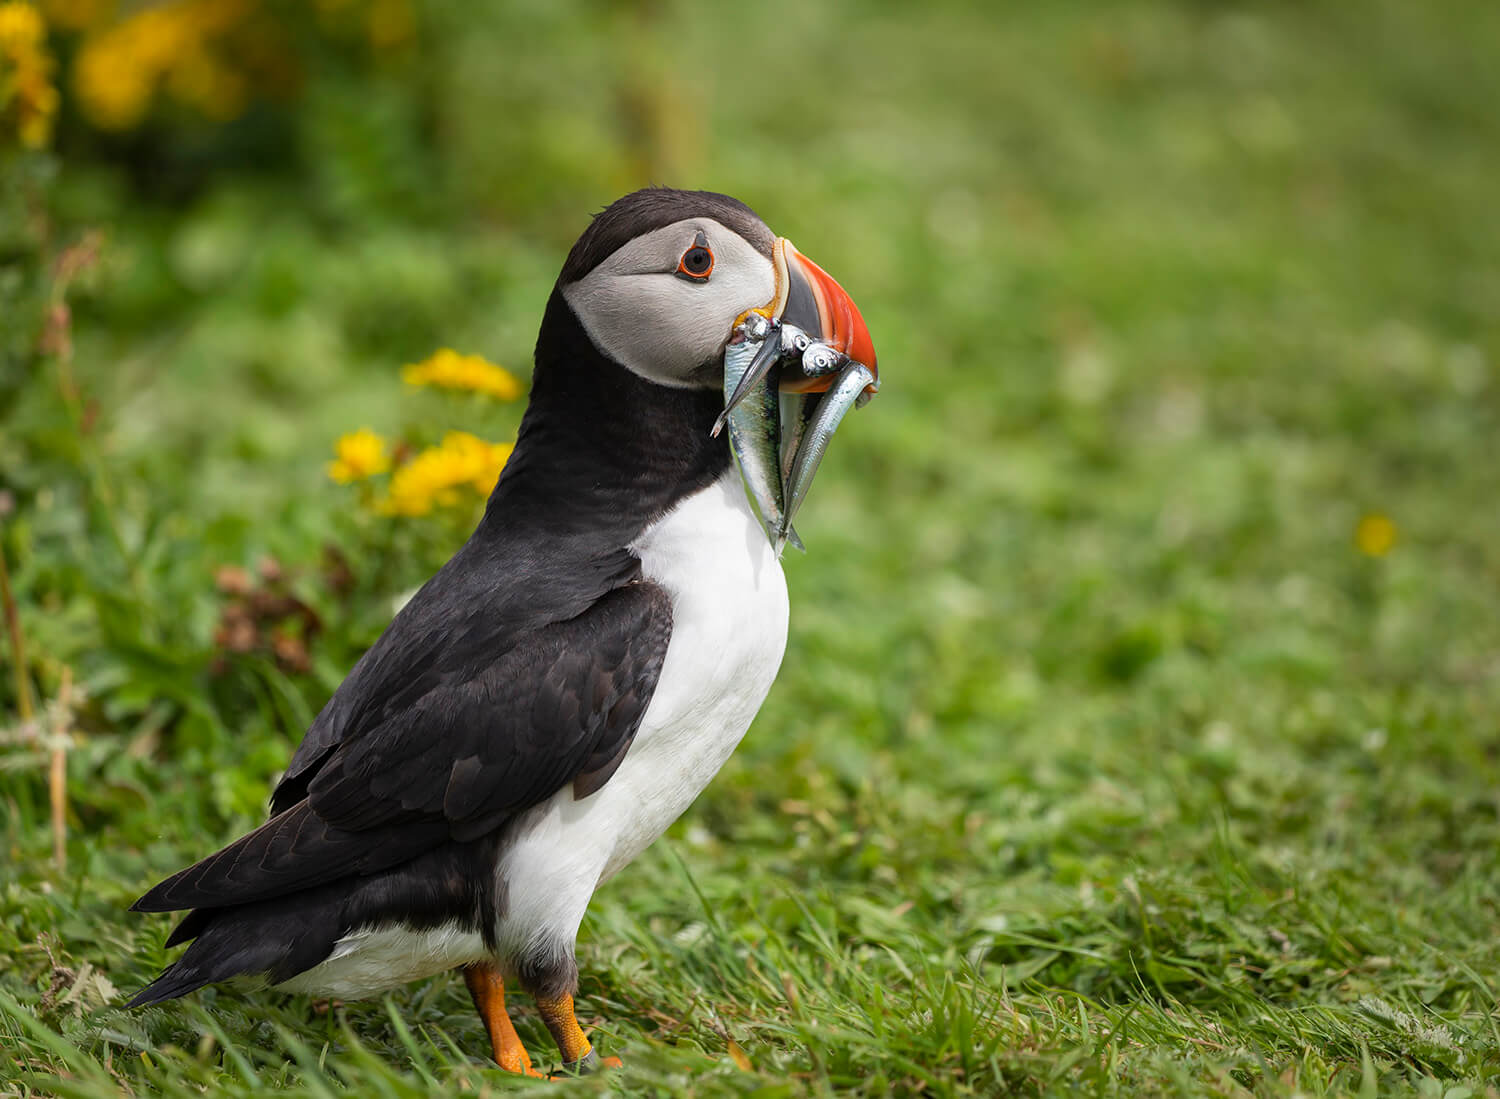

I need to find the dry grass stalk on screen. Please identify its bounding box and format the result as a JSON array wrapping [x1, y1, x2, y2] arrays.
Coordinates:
[[50, 667, 73, 870], [0, 536, 32, 726]]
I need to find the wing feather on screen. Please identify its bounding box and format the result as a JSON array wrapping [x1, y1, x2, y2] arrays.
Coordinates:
[[132, 581, 671, 913]]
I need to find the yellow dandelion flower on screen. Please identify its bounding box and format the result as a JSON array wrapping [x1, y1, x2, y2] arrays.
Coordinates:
[[381, 431, 512, 517], [0, 3, 58, 149], [0, 1, 44, 51], [1355, 513, 1396, 557], [72, 0, 253, 130], [470, 440, 513, 495], [402, 348, 523, 401], [73, 19, 159, 129], [327, 428, 390, 484], [12, 59, 57, 146]]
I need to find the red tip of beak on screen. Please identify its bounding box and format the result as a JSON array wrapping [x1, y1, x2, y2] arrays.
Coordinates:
[[784, 246, 877, 391]]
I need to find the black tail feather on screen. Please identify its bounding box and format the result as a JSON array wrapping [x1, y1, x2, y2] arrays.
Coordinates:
[[164, 908, 212, 949], [125, 961, 218, 1007], [125, 834, 503, 1007], [126, 905, 301, 1007]]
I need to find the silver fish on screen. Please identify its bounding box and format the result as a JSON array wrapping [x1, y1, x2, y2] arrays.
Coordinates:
[[778, 390, 818, 486], [779, 360, 878, 542], [714, 319, 811, 437], [722, 321, 799, 554], [715, 312, 773, 439], [779, 338, 849, 482], [793, 336, 847, 384]]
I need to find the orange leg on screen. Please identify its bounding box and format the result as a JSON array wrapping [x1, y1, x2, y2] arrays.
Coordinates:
[[534, 991, 622, 1075], [462, 963, 541, 1077]]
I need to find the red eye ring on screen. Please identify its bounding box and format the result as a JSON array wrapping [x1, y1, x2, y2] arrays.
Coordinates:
[[675, 231, 714, 281]]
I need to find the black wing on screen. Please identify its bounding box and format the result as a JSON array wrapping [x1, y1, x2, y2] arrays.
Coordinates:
[[132, 580, 671, 913], [268, 536, 644, 815]]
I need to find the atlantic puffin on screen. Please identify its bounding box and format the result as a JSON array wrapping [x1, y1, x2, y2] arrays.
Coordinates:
[[127, 188, 878, 1076]]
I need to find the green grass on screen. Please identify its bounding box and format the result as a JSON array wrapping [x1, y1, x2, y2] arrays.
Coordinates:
[[4, 0, 1500, 1095]]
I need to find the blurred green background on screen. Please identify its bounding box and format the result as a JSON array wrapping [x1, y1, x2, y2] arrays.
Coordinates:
[[3, 0, 1500, 1095]]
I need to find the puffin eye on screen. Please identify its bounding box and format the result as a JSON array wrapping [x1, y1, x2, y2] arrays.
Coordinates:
[[675, 231, 714, 281]]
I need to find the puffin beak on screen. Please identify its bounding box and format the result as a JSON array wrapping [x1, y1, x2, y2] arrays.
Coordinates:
[[777, 242, 878, 392], [771, 240, 879, 546], [718, 239, 879, 424], [718, 238, 880, 557]]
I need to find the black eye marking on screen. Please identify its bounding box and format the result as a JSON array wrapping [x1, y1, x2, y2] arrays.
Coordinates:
[[675, 230, 714, 281]]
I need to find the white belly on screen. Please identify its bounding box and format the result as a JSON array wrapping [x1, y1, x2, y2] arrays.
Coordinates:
[[277, 921, 486, 998], [490, 471, 788, 962], [283, 470, 788, 995]]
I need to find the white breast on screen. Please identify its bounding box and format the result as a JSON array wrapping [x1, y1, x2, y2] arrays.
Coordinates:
[[603, 470, 790, 877], [277, 471, 788, 997], [489, 470, 789, 964]]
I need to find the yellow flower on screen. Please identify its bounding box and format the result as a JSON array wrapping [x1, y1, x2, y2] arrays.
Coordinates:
[[1355, 513, 1397, 557], [0, 1, 44, 51], [73, 33, 150, 129], [381, 431, 513, 516], [72, 0, 253, 131], [402, 348, 523, 401], [14, 65, 57, 146], [73, 7, 170, 129], [327, 428, 390, 484], [0, 2, 58, 148]]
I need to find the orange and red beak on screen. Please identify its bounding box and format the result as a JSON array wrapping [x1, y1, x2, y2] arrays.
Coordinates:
[[777, 241, 878, 393], [718, 236, 879, 556]]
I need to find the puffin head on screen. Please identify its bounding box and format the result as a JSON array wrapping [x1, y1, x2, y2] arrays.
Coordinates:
[[557, 188, 876, 394], [528, 188, 877, 553]]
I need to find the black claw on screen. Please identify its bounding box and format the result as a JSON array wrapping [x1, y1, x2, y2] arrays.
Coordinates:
[[559, 1047, 601, 1075]]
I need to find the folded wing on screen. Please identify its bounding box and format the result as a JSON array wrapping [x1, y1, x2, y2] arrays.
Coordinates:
[[132, 581, 671, 914]]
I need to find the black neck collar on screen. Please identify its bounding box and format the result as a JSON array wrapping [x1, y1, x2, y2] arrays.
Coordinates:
[[476, 288, 730, 548]]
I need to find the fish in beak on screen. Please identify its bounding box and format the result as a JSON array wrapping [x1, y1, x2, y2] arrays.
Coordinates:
[[718, 239, 879, 554]]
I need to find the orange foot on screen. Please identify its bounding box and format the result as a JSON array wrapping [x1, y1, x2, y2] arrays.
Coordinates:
[[497, 1046, 545, 1079], [462, 963, 544, 1077]]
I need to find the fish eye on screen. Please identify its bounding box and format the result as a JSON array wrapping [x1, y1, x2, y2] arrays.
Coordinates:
[[675, 231, 714, 281]]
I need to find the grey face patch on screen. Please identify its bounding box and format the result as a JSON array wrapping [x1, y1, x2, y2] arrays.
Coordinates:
[[561, 218, 776, 389]]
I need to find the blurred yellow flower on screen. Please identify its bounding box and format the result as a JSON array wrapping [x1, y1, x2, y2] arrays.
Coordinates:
[[0, 1, 58, 148], [327, 428, 390, 484], [381, 432, 513, 517], [402, 348, 523, 401], [0, 1, 44, 49], [1355, 513, 1397, 557], [72, 0, 252, 131]]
